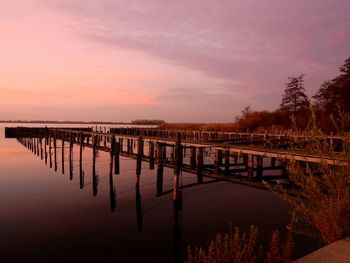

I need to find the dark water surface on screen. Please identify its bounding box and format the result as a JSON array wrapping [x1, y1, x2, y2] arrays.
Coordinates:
[[0, 124, 319, 263]]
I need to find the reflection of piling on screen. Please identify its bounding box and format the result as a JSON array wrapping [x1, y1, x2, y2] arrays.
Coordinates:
[[109, 174, 116, 212], [173, 196, 182, 263], [156, 143, 164, 196], [173, 133, 182, 209], [136, 183, 143, 232]]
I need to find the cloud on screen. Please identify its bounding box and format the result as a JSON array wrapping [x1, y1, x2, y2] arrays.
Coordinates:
[[43, 0, 349, 96]]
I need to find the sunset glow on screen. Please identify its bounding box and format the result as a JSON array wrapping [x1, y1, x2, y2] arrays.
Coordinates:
[[1, 0, 349, 122]]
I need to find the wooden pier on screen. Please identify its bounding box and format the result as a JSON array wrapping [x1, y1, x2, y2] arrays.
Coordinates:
[[6, 127, 347, 194]]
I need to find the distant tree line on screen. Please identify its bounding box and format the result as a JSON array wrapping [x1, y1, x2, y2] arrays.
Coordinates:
[[131, 119, 166, 125], [235, 57, 350, 132]]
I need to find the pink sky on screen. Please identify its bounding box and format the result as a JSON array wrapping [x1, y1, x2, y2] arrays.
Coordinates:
[[1, 0, 349, 122]]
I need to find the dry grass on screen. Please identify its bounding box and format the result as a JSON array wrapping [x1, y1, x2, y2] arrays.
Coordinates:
[[186, 221, 294, 263], [276, 110, 350, 244]]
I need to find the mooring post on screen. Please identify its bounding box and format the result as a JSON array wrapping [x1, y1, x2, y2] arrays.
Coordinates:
[[92, 135, 98, 196], [214, 149, 222, 175], [36, 137, 40, 156], [49, 136, 52, 168], [156, 143, 164, 196], [33, 137, 36, 154], [61, 132, 64, 174], [149, 141, 155, 170], [196, 147, 204, 184], [190, 147, 196, 169], [69, 133, 73, 180], [247, 154, 253, 180], [127, 138, 131, 155], [54, 132, 57, 172], [256, 155, 263, 180], [271, 157, 276, 167], [136, 136, 143, 184], [110, 135, 116, 177], [114, 138, 120, 175], [224, 150, 230, 175], [44, 135, 47, 165], [119, 138, 124, 153], [40, 137, 43, 160], [173, 132, 182, 209], [79, 132, 84, 188], [130, 139, 134, 155]]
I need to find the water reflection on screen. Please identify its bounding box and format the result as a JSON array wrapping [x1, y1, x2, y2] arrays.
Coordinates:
[[135, 182, 143, 232], [16, 135, 186, 262]]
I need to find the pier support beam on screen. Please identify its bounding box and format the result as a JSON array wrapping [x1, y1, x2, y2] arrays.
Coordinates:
[[156, 143, 164, 196], [149, 141, 155, 170], [173, 133, 182, 209], [224, 150, 230, 175], [196, 148, 204, 184]]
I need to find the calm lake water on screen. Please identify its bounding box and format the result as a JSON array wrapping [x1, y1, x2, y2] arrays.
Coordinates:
[[0, 123, 319, 263]]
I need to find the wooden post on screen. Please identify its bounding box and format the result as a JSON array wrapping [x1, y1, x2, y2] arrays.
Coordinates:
[[36, 137, 40, 156], [224, 150, 230, 175], [114, 138, 120, 175], [190, 147, 196, 169], [54, 134, 57, 172], [271, 157, 276, 167], [214, 149, 222, 175], [156, 143, 164, 196], [256, 155, 263, 180], [127, 139, 131, 155], [33, 137, 36, 154], [61, 133, 65, 174], [79, 132, 84, 189], [149, 141, 155, 170], [69, 133, 73, 180], [196, 147, 204, 184], [44, 136, 47, 165], [173, 132, 182, 209], [49, 136, 52, 168], [110, 135, 116, 176], [40, 137, 43, 160], [130, 139, 134, 155], [247, 154, 253, 180], [136, 136, 143, 184], [92, 135, 98, 196]]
